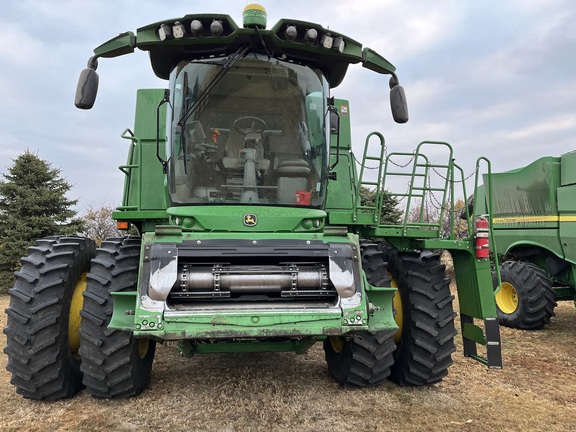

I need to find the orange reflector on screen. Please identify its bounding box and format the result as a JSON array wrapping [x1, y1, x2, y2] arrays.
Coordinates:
[[117, 221, 130, 230]]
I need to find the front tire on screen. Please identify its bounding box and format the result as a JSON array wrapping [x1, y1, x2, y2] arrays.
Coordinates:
[[79, 237, 156, 398], [3, 236, 96, 400], [380, 242, 456, 386], [323, 243, 396, 387], [494, 261, 556, 330]]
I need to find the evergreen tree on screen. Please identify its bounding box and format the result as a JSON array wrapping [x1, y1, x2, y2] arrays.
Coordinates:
[[0, 150, 83, 289], [359, 186, 402, 224]]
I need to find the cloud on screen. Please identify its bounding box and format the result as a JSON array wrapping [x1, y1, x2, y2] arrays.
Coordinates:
[[504, 114, 576, 141], [0, 0, 574, 210]]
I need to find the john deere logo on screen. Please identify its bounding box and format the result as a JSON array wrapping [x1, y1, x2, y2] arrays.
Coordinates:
[[244, 214, 257, 226]]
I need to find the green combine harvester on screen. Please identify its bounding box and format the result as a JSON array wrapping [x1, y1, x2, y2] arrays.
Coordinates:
[[4, 5, 502, 400], [476, 151, 576, 329]]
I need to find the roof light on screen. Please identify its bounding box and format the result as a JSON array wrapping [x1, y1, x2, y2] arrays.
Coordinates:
[[190, 19, 203, 36], [243, 4, 267, 29], [210, 20, 224, 36], [158, 24, 172, 41], [304, 28, 318, 43], [321, 33, 334, 49], [333, 37, 345, 53], [172, 21, 186, 39], [285, 25, 297, 41]]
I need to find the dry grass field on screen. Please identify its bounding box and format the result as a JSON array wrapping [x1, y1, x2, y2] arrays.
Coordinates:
[[1, 291, 575, 432]]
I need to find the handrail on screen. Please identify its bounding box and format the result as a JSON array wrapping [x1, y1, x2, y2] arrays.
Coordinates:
[[355, 135, 495, 246], [119, 128, 141, 211], [355, 132, 386, 223], [474, 157, 500, 289], [380, 141, 454, 233]]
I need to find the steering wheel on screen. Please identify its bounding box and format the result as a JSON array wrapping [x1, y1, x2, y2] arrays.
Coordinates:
[[233, 116, 266, 135]]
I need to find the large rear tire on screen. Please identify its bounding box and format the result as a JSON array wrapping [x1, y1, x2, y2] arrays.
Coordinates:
[[494, 261, 556, 330], [79, 237, 156, 398], [3, 236, 96, 400], [380, 242, 456, 386], [323, 243, 396, 387]]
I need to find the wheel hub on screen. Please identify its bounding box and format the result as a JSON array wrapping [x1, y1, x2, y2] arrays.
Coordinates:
[[496, 282, 519, 314], [391, 277, 403, 344], [329, 336, 345, 353], [68, 273, 88, 359]]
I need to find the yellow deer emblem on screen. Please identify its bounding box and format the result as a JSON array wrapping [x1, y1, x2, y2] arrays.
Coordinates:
[[244, 214, 257, 226]]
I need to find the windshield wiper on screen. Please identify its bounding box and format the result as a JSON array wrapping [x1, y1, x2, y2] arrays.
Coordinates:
[[177, 45, 250, 127]]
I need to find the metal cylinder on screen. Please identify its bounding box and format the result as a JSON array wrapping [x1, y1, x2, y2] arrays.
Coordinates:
[[178, 264, 326, 292]]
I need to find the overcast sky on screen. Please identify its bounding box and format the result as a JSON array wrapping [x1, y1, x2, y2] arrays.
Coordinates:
[[1, 0, 575, 212]]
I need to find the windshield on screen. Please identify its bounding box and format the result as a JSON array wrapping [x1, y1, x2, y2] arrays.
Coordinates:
[[167, 54, 329, 207]]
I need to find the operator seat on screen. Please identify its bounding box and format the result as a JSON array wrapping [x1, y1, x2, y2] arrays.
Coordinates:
[[221, 129, 247, 169], [275, 157, 311, 204]]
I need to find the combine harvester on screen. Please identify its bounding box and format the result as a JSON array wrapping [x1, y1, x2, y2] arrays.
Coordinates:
[[476, 151, 576, 329], [4, 5, 501, 400]]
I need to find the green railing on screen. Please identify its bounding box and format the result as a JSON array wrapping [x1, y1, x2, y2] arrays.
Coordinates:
[[355, 136, 495, 242], [117, 128, 140, 211]]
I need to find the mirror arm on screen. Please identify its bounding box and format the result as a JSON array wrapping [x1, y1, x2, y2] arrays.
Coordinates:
[[389, 72, 399, 89], [87, 55, 99, 71]]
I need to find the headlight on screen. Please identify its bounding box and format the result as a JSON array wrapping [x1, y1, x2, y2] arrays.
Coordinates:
[[190, 19, 203, 36], [285, 25, 297, 41], [172, 21, 186, 39], [304, 28, 318, 43], [158, 24, 173, 41], [320, 33, 334, 49], [210, 20, 224, 36]]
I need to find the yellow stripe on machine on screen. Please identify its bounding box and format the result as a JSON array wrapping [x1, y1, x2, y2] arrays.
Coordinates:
[[493, 215, 576, 224]]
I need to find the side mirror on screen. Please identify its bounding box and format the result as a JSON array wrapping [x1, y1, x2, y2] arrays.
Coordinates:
[[390, 85, 408, 123], [75, 64, 99, 109], [389, 75, 409, 124]]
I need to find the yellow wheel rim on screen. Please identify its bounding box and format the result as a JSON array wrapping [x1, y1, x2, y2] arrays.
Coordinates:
[[329, 336, 345, 353], [391, 277, 403, 344], [68, 273, 87, 359], [138, 339, 150, 359], [496, 282, 519, 314]]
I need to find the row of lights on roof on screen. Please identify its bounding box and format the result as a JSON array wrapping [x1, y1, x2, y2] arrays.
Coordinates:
[[284, 25, 346, 53], [157, 19, 345, 54], [158, 19, 225, 41]]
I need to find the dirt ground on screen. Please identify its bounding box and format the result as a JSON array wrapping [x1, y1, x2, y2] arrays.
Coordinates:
[[1, 292, 575, 432]]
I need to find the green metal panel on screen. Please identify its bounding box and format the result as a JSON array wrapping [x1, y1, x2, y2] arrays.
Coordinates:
[[93, 31, 135, 58], [486, 156, 564, 258], [326, 99, 356, 217], [485, 157, 560, 230], [450, 249, 497, 318], [326, 154, 355, 212], [492, 228, 565, 259], [132, 89, 167, 211], [561, 151, 576, 186], [166, 205, 326, 233], [332, 99, 352, 150], [115, 89, 168, 223], [558, 184, 576, 263]]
